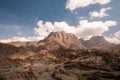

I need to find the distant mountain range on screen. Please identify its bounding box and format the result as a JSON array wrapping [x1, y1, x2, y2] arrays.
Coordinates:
[[6, 31, 120, 51], [80, 36, 115, 49]]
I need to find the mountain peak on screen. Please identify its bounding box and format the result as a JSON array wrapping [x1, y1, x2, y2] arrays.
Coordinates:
[[89, 36, 109, 44], [39, 31, 85, 50], [45, 31, 76, 42], [90, 36, 105, 41], [80, 36, 111, 49]]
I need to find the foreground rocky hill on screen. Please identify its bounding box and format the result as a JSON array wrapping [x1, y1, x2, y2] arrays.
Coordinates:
[[0, 49, 120, 80], [0, 31, 120, 80]]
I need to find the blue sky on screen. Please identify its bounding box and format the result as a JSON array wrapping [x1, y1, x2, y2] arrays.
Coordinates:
[[0, 0, 120, 43]]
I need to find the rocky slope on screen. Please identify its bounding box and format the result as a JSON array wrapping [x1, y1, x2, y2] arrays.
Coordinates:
[[37, 31, 85, 51], [0, 43, 34, 59], [0, 49, 120, 80]]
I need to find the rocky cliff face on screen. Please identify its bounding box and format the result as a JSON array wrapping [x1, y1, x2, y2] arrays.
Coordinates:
[[37, 31, 85, 51]]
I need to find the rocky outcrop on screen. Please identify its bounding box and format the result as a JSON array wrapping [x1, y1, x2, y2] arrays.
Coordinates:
[[37, 31, 85, 51]]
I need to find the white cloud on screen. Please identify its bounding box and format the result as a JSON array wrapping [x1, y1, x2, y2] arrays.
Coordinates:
[[34, 20, 117, 40], [75, 20, 116, 39], [115, 31, 120, 40], [0, 36, 44, 43], [89, 7, 111, 19], [105, 31, 120, 44], [66, 0, 111, 11], [27, 36, 44, 41], [34, 20, 54, 37], [105, 37, 120, 44], [34, 20, 76, 38], [0, 37, 30, 43], [53, 22, 75, 33]]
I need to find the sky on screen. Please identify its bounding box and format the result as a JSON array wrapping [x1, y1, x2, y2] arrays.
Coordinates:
[[0, 0, 120, 44]]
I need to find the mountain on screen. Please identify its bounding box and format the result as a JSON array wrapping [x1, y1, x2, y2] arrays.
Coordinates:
[[37, 31, 85, 51], [80, 36, 115, 50]]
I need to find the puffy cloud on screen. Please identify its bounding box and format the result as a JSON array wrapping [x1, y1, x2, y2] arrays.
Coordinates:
[[115, 31, 120, 40], [34, 20, 117, 40], [34, 20, 54, 37], [75, 20, 116, 39], [105, 31, 120, 44], [34, 21, 76, 38], [66, 0, 111, 11], [53, 22, 75, 33], [89, 7, 111, 19], [105, 37, 120, 44]]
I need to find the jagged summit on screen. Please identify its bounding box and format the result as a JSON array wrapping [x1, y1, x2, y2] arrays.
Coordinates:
[[45, 31, 74, 40], [45, 31, 78, 43], [89, 36, 106, 42], [38, 31, 85, 50]]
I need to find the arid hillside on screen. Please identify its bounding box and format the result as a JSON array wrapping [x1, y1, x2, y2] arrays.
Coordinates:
[[0, 31, 120, 80]]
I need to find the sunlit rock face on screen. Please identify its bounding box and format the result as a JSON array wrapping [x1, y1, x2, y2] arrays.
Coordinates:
[[38, 31, 85, 50]]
